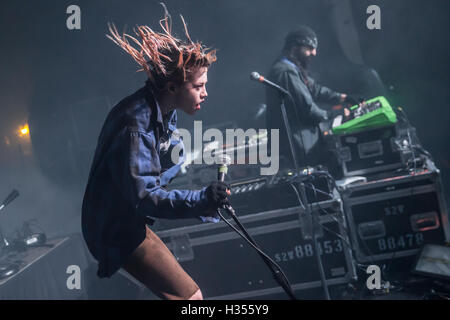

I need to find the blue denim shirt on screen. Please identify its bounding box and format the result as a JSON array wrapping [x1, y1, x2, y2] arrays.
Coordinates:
[[81, 81, 211, 278]]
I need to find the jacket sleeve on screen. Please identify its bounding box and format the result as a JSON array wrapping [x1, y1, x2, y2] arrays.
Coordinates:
[[106, 129, 211, 220], [308, 76, 343, 105], [280, 68, 329, 123]]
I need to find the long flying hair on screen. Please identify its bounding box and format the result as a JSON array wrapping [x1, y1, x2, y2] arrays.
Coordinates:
[[107, 4, 217, 91]]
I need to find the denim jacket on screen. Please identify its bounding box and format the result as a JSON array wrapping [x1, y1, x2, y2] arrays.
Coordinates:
[[81, 80, 210, 277]]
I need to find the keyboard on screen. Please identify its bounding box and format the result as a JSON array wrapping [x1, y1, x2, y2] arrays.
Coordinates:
[[332, 96, 397, 135]]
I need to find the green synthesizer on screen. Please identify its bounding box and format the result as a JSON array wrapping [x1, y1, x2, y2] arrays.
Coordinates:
[[331, 96, 397, 135]]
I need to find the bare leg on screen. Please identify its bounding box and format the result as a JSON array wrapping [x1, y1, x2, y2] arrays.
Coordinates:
[[122, 226, 201, 300], [188, 288, 203, 300]]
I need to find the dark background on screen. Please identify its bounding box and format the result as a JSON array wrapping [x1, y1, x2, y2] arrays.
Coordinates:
[[0, 0, 448, 244]]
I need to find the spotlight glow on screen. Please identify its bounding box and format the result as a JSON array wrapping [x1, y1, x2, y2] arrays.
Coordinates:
[[19, 124, 29, 136]]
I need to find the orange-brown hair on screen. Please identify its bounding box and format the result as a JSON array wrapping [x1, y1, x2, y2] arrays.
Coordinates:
[[107, 5, 217, 91]]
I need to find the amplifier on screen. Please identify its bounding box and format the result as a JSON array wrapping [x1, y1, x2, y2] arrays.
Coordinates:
[[154, 171, 329, 231], [329, 124, 404, 177], [227, 171, 334, 216], [340, 163, 450, 263], [160, 169, 335, 231], [155, 199, 356, 299]]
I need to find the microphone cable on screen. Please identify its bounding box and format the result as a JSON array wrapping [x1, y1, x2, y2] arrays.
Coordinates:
[[215, 156, 297, 299], [289, 181, 331, 300], [215, 206, 298, 300]]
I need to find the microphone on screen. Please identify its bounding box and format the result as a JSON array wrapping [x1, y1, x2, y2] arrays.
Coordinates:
[[217, 155, 231, 182], [199, 155, 231, 224], [250, 72, 289, 95], [0, 189, 19, 212]]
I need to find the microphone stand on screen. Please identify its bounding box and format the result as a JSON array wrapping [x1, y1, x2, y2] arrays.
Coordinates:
[[276, 87, 331, 300], [0, 190, 19, 257], [219, 204, 297, 300], [217, 159, 297, 299]]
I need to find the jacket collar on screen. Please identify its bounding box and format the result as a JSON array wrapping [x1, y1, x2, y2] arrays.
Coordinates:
[[281, 56, 308, 84], [281, 56, 299, 71], [144, 79, 176, 131]]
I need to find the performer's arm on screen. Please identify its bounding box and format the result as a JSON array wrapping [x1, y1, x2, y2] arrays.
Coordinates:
[[306, 75, 344, 105], [281, 69, 329, 122], [106, 129, 215, 220]]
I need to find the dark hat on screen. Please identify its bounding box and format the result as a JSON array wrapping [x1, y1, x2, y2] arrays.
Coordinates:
[[284, 25, 318, 50]]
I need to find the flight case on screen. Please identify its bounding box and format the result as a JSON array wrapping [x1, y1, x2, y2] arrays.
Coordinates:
[[340, 164, 450, 263], [332, 124, 404, 177], [155, 199, 357, 299]]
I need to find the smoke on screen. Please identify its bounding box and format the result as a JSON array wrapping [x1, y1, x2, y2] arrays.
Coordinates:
[[0, 162, 82, 242], [1, 0, 449, 236]]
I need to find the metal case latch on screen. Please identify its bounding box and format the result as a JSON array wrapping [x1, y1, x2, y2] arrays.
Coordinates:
[[357, 220, 386, 240], [170, 234, 194, 262], [358, 140, 384, 159], [410, 211, 440, 232]]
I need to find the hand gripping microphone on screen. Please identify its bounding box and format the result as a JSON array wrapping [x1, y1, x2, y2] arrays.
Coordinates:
[[218, 155, 232, 209], [199, 155, 232, 223]]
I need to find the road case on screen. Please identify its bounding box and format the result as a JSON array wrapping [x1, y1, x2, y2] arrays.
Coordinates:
[[332, 124, 404, 177], [340, 165, 450, 263], [155, 199, 357, 299]]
